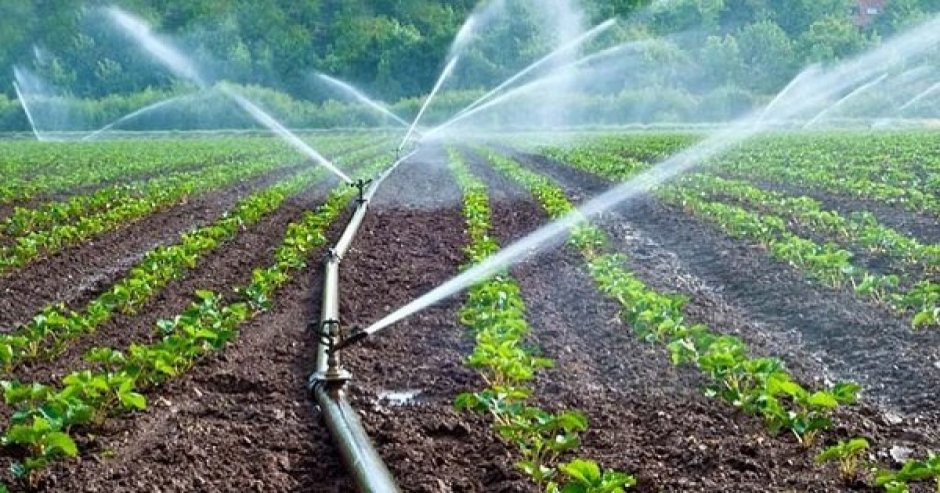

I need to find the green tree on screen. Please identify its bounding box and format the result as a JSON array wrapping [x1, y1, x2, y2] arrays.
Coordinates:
[[737, 19, 795, 93], [799, 15, 867, 63], [700, 34, 743, 88]]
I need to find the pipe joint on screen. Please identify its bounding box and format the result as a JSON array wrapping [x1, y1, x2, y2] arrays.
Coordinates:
[[322, 248, 340, 265], [310, 319, 352, 391]]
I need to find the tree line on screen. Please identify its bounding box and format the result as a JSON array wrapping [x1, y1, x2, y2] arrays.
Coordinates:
[[0, 0, 936, 130]]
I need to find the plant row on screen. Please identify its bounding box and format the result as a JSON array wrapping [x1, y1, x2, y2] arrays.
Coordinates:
[[0, 144, 389, 373], [447, 148, 635, 493], [0, 153, 296, 274], [0, 134, 373, 204], [677, 173, 939, 276], [714, 134, 939, 215], [815, 437, 939, 492], [0, 168, 324, 373], [0, 136, 375, 241], [0, 151, 395, 488], [537, 131, 939, 215], [659, 187, 937, 330], [481, 149, 862, 447]]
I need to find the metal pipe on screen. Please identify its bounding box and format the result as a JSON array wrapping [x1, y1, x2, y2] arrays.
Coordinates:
[[309, 149, 418, 493], [334, 150, 418, 258], [314, 384, 399, 492], [315, 251, 341, 374]]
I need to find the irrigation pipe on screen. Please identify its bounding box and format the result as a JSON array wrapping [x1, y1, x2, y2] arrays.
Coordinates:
[[309, 148, 418, 493]]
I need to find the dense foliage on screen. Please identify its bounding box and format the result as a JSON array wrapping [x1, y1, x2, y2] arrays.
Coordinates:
[[1, 0, 938, 131]]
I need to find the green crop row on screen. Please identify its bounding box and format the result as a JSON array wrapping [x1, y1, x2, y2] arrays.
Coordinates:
[[0, 167, 323, 373], [480, 149, 862, 447], [0, 134, 375, 204], [815, 437, 939, 492], [537, 132, 939, 215], [0, 136, 386, 243], [677, 174, 939, 277], [659, 187, 938, 330], [0, 143, 388, 373], [715, 135, 939, 215], [447, 148, 635, 493], [0, 151, 395, 488], [0, 154, 294, 274]]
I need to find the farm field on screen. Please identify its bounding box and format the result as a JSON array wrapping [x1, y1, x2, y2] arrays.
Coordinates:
[[0, 130, 936, 492]]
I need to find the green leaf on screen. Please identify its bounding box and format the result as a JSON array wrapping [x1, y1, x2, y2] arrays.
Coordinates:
[[119, 391, 147, 410], [44, 431, 78, 457], [560, 459, 601, 484], [807, 391, 839, 409]]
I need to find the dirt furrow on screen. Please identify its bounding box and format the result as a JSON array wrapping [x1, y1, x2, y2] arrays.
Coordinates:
[[728, 175, 940, 245], [6, 172, 343, 386], [469, 149, 940, 491], [36, 182, 354, 492], [338, 146, 531, 492], [511, 150, 940, 415], [0, 164, 307, 330]]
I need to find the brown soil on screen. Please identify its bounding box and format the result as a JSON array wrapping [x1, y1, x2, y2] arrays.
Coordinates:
[[4, 172, 346, 388], [3, 143, 936, 492], [733, 176, 939, 245], [18, 175, 356, 492], [469, 148, 940, 491], [512, 151, 940, 417], [340, 146, 531, 492], [0, 164, 306, 331]]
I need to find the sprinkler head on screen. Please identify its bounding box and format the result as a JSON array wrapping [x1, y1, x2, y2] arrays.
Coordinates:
[[310, 319, 352, 389], [333, 324, 368, 352], [352, 178, 372, 204]]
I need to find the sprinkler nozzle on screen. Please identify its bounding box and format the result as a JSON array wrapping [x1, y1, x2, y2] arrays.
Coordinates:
[[333, 325, 368, 352], [352, 178, 372, 204]]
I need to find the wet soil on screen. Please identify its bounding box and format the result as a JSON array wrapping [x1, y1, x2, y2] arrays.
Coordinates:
[[340, 147, 532, 492], [4, 173, 347, 389], [730, 176, 939, 245], [510, 151, 940, 417], [686, 187, 932, 285], [470, 148, 940, 491], [22, 179, 354, 492], [0, 164, 307, 331], [4, 144, 937, 492]]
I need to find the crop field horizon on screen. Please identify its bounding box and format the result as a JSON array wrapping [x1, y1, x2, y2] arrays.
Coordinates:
[[1, 0, 939, 491]]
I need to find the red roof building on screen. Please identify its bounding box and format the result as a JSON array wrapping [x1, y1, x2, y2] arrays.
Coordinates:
[[854, 0, 887, 27]]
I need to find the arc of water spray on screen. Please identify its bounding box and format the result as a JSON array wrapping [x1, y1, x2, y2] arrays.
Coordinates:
[[756, 65, 821, 125], [83, 91, 201, 141], [453, 18, 617, 119], [424, 39, 659, 141], [107, 5, 353, 183], [106, 6, 206, 87], [804, 73, 889, 128], [316, 73, 410, 127], [12, 81, 43, 141], [900, 80, 940, 111], [398, 56, 460, 151], [360, 13, 940, 340], [220, 85, 352, 183]]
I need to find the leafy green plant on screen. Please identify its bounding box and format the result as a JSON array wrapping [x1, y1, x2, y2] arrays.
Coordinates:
[[815, 437, 870, 482], [482, 148, 860, 447], [550, 458, 637, 493], [875, 453, 940, 493], [448, 148, 631, 489], [0, 150, 396, 481]]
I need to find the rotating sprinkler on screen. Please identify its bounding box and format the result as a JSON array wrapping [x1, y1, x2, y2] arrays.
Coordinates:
[[353, 178, 372, 204]]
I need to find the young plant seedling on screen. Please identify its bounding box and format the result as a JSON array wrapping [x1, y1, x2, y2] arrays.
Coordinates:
[[815, 437, 869, 483]]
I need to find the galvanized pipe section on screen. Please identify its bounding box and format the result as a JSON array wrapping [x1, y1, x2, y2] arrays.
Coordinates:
[[310, 149, 418, 493], [315, 385, 398, 492], [314, 252, 341, 375]]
